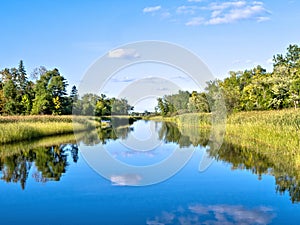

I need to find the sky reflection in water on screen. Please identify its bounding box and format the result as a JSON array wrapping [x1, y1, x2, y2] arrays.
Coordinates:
[[0, 120, 300, 224]]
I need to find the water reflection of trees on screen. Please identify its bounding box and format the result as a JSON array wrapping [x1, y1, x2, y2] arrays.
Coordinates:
[[0, 120, 134, 190], [81, 116, 136, 145], [0, 141, 79, 190], [159, 122, 300, 204], [97, 126, 133, 145], [2, 120, 300, 203], [158, 122, 210, 148], [213, 140, 300, 203]]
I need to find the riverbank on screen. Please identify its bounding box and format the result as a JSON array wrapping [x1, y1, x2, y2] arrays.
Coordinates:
[[147, 109, 300, 153], [0, 115, 97, 144]]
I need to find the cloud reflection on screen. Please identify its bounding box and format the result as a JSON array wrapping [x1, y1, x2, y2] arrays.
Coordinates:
[[110, 174, 142, 186], [147, 204, 275, 225]]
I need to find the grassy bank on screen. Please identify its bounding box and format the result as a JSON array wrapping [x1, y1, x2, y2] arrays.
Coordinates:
[[225, 109, 300, 157], [148, 113, 212, 127], [0, 115, 97, 144], [150, 110, 300, 202], [149, 108, 300, 153]]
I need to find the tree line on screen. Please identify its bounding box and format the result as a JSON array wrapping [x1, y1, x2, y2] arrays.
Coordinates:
[[156, 44, 300, 115], [0, 61, 133, 116]]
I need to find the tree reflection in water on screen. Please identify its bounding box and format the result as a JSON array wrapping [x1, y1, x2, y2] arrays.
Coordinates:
[[158, 121, 300, 204], [1, 120, 300, 204], [0, 119, 134, 190], [0, 144, 78, 189]]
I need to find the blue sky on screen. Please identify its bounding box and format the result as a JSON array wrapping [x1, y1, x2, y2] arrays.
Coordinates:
[[0, 0, 299, 111]]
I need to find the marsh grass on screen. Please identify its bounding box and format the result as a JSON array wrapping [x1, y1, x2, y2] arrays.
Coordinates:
[[226, 109, 300, 153], [150, 109, 300, 157], [149, 113, 212, 127], [0, 115, 74, 123], [0, 115, 97, 144]]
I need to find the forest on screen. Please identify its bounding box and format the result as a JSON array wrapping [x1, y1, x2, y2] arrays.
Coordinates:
[[1, 44, 299, 117], [0, 62, 133, 116], [156, 44, 300, 115]]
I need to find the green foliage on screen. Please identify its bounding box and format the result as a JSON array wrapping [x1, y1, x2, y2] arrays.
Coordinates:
[[31, 68, 68, 115], [156, 44, 300, 115], [156, 89, 214, 116], [188, 91, 210, 113], [111, 97, 133, 115], [213, 45, 300, 112]]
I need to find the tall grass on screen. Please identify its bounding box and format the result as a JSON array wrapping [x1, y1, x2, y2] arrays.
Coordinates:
[[176, 113, 212, 127], [149, 113, 212, 127], [226, 109, 300, 157], [0, 115, 97, 144], [0, 115, 74, 123], [149, 108, 300, 156]]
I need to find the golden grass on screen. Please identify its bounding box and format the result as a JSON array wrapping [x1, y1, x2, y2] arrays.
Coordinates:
[[148, 108, 300, 155], [0, 115, 97, 144]]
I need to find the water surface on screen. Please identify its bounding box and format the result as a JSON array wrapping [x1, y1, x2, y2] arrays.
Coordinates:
[[0, 120, 299, 224]]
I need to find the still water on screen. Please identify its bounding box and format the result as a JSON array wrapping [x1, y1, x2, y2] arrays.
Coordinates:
[[0, 120, 300, 224]]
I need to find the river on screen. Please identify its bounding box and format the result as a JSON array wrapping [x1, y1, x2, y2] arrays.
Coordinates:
[[0, 120, 299, 224]]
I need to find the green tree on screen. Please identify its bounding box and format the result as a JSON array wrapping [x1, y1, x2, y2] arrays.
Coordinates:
[[17, 60, 28, 94], [188, 91, 209, 113], [31, 68, 68, 115], [3, 79, 17, 114], [95, 94, 111, 116], [80, 93, 99, 116], [111, 98, 133, 115]]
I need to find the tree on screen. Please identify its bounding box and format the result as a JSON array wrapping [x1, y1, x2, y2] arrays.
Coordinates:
[[80, 93, 99, 116], [188, 91, 209, 113], [17, 60, 28, 94], [31, 68, 68, 115], [70, 85, 79, 102], [289, 76, 300, 109], [3, 79, 18, 114], [157, 97, 168, 116], [111, 98, 133, 115], [95, 94, 111, 116], [273, 44, 300, 69], [219, 71, 241, 112], [156, 91, 191, 116], [30, 66, 47, 81]]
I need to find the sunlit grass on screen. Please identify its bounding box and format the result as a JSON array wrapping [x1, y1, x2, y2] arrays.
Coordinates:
[[149, 108, 300, 155], [226, 109, 300, 154], [0, 115, 97, 144]]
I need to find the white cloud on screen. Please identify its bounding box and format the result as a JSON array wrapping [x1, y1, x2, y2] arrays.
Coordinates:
[[176, 5, 200, 15], [111, 76, 136, 83], [205, 1, 270, 25], [185, 17, 204, 26], [257, 16, 270, 22], [108, 48, 140, 59], [209, 1, 247, 11], [143, 5, 161, 13], [143, 1, 271, 26]]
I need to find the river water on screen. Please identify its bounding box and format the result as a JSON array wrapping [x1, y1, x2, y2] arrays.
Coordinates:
[[0, 120, 299, 224]]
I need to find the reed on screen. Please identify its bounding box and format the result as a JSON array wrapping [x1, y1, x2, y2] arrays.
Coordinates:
[[149, 109, 300, 155], [0, 115, 97, 144]]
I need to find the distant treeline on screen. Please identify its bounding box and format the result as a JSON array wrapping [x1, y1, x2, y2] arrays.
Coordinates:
[[0, 62, 133, 116], [2, 44, 299, 116], [156, 44, 300, 115]]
